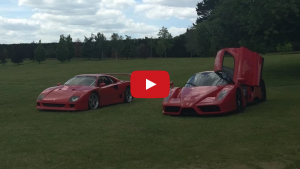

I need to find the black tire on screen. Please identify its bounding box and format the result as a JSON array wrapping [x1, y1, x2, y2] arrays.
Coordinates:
[[88, 92, 99, 110], [124, 87, 133, 103], [260, 80, 266, 102], [236, 89, 243, 113]]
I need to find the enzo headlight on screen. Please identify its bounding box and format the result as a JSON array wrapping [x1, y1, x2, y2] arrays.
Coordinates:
[[37, 94, 45, 101], [218, 90, 229, 101], [69, 96, 80, 102], [164, 90, 172, 102]]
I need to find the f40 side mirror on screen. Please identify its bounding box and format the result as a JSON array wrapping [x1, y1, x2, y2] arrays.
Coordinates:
[[57, 83, 61, 86], [99, 83, 106, 87]]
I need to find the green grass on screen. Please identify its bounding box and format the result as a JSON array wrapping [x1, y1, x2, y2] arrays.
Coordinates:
[[1, 55, 300, 169]]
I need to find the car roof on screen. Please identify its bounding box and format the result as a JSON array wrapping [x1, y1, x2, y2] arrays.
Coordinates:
[[76, 74, 108, 77]]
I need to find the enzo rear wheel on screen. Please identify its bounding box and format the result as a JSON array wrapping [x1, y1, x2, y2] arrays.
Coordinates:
[[88, 92, 99, 110], [260, 80, 266, 102], [236, 89, 243, 113], [124, 87, 133, 103]]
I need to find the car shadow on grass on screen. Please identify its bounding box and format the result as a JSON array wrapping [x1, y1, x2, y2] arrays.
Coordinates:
[[168, 101, 266, 118], [37, 102, 129, 114]]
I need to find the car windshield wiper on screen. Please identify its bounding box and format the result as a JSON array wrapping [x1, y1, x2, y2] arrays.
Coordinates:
[[186, 82, 196, 87]]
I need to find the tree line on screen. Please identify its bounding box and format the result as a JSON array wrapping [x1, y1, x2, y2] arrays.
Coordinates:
[[0, 27, 188, 65], [0, 0, 299, 65]]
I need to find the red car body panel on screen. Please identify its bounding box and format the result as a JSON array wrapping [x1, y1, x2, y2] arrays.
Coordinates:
[[214, 47, 264, 86], [36, 74, 131, 111], [163, 47, 265, 115]]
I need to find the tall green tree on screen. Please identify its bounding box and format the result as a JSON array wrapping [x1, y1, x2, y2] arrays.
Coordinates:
[[157, 27, 173, 57], [34, 40, 46, 64], [29, 41, 37, 62], [146, 36, 155, 58], [11, 45, 23, 65], [195, 0, 220, 24], [66, 35, 75, 61], [110, 33, 124, 61], [156, 40, 166, 57], [95, 32, 107, 60], [123, 35, 135, 59], [201, 0, 300, 53], [136, 43, 150, 59], [83, 34, 94, 59], [56, 35, 69, 63], [185, 26, 199, 57], [0, 48, 7, 65], [74, 38, 82, 60]]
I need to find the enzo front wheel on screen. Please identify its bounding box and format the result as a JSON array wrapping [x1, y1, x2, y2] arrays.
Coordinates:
[[236, 89, 243, 113], [88, 92, 99, 110], [124, 87, 133, 103]]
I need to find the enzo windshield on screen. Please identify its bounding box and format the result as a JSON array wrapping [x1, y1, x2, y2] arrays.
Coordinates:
[[64, 76, 97, 86], [185, 72, 228, 87]]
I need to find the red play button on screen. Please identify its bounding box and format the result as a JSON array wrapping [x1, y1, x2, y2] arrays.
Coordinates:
[[131, 71, 170, 98]]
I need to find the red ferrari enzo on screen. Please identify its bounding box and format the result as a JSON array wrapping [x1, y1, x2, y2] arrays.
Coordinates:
[[163, 47, 266, 115], [36, 73, 133, 111]]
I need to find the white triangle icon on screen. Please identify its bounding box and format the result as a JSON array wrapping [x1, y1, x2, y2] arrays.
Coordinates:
[[146, 79, 156, 90]]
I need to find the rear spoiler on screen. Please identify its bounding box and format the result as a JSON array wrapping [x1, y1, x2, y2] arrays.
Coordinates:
[[101, 73, 131, 76]]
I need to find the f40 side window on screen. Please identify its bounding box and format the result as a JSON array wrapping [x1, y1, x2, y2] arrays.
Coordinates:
[[98, 76, 114, 86]]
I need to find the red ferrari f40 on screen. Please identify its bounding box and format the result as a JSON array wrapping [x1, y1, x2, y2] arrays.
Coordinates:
[[163, 47, 266, 115], [36, 74, 133, 111]]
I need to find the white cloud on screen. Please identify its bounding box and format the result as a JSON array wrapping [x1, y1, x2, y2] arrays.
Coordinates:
[[0, 0, 197, 43], [135, 4, 196, 20], [169, 27, 186, 37], [142, 0, 199, 8], [101, 0, 136, 10]]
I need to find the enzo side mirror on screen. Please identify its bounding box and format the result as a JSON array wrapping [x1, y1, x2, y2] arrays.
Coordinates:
[[170, 81, 174, 88], [57, 83, 61, 86], [237, 78, 246, 84], [99, 83, 106, 87]]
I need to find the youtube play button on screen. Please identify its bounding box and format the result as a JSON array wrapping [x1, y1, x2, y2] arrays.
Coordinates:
[[146, 79, 156, 90], [131, 71, 170, 98]]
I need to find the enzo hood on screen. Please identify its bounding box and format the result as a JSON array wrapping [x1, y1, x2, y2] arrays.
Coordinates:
[[166, 85, 234, 106]]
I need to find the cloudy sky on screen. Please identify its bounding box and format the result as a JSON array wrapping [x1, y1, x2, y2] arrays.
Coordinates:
[[0, 0, 199, 44]]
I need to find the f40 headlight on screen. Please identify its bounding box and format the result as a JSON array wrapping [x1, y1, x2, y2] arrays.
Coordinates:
[[69, 96, 80, 102], [218, 90, 229, 101]]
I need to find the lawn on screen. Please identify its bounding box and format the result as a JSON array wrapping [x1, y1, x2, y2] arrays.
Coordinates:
[[0, 54, 300, 169]]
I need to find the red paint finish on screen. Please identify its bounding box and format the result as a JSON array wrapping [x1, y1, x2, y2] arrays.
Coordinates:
[[36, 74, 132, 111], [214, 47, 264, 86], [163, 85, 240, 115], [163, 47, 265, 115]]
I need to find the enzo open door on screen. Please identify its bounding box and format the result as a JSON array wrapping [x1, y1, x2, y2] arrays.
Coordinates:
[[214, 47, 264, 86]]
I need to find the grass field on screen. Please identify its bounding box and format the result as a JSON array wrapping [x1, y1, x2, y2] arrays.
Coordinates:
[[0, 54, 300, 169]]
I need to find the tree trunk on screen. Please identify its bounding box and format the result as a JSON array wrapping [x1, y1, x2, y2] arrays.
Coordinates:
[[116, 51, 117, 61], [191, 53, 192, 58], [102, 50, 103, 60], [165, 49, 166, 57]]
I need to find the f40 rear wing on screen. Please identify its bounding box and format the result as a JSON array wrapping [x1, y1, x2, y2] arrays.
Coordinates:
[[101, 73, 131, 76]]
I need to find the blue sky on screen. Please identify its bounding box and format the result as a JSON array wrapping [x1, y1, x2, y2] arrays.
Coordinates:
[[0, 0, 199, 44]]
